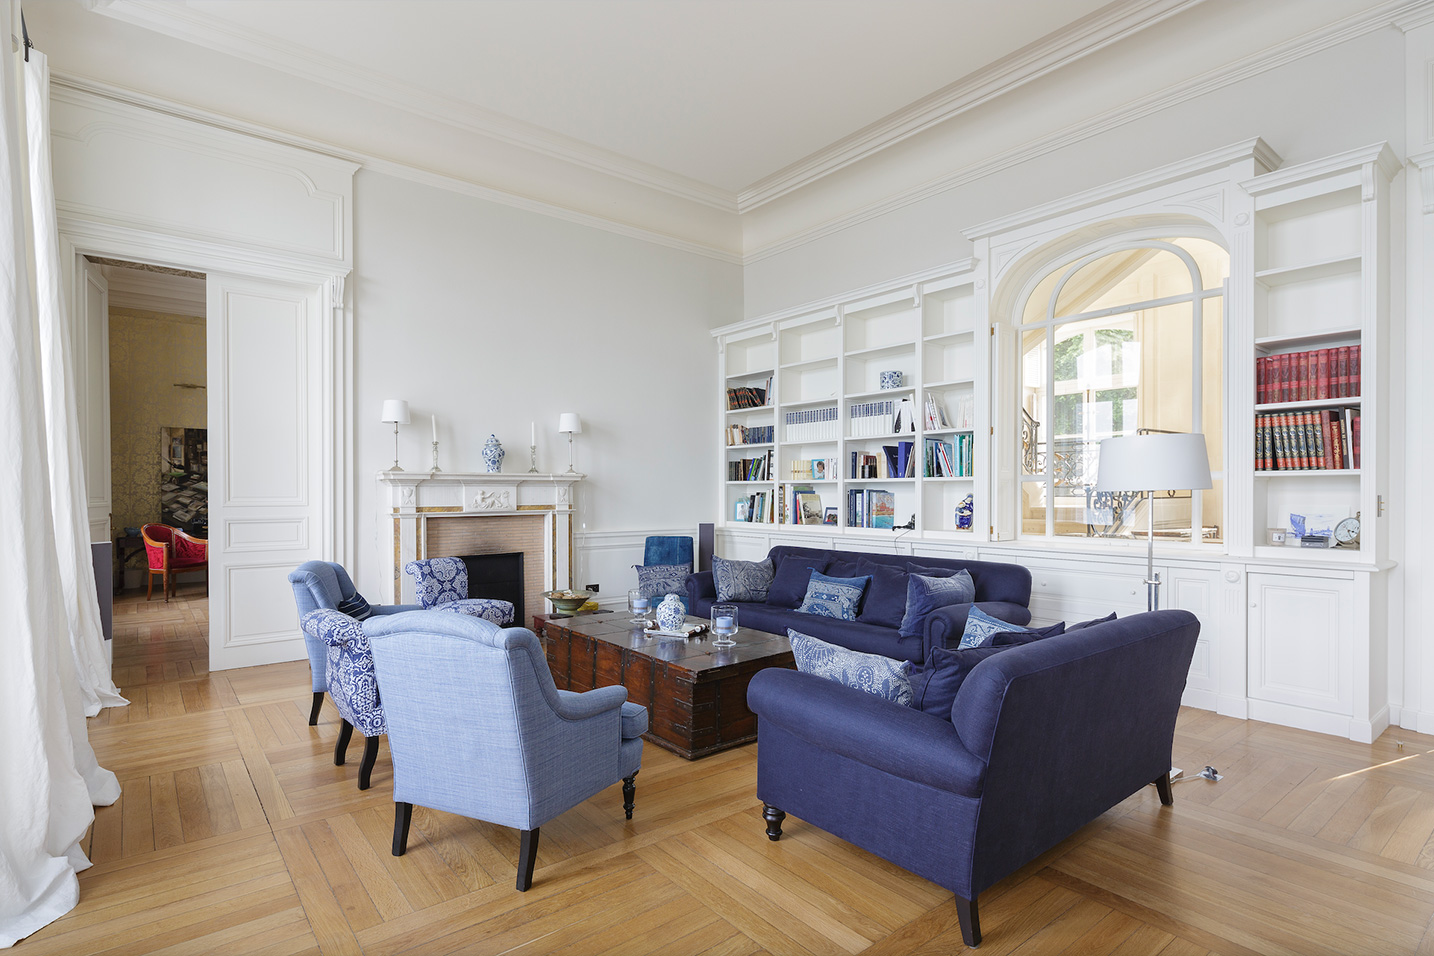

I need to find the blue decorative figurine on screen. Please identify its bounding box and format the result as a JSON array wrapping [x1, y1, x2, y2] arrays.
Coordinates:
[[481, 434, 505, 473], [956, 493, 974, 530]]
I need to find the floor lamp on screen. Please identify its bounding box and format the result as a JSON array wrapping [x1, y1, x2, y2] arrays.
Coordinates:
[[1094, 433, 1212, 612]]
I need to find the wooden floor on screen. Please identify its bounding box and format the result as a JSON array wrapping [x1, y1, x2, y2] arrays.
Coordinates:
[[20, 589, 1434, 954]]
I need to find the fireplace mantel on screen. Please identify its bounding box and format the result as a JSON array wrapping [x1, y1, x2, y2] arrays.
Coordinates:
[[377, 471, 584, 608]]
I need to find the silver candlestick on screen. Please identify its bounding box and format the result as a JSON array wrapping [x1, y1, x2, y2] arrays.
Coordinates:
[[430, 441, 441, 474], [528, 443, 539, 473]]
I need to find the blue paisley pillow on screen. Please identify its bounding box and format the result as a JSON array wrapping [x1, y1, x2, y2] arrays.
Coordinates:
[[897, 569, 975, 638], [959, 606, 1063, 649], [404, 556, 469, 609], [713, 556, 774, 603], [636, 563, 691, 601], [797, 571, 871, 621], [789, 629, 913, 707]]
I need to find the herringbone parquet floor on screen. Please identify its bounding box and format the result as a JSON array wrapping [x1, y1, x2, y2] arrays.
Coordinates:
[[20, 588, 1434, 954]]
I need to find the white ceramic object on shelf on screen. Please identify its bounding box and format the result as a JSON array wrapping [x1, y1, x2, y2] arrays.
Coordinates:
[[655, 593, 686, 632]]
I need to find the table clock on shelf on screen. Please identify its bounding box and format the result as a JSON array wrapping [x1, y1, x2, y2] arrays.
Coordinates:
[[1334, 513, 1361, 548]]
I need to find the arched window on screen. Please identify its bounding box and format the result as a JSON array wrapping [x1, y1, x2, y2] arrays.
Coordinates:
[[1018, 237, 1226, 543]]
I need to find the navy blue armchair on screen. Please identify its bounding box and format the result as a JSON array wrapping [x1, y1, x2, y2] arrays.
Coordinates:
[[365, 611, 647, 891], [748, 609, 1199, 948], [288, 560, 419, 725]]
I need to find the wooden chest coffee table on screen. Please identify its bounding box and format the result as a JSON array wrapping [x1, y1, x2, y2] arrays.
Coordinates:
[[533, 612, 794, 759]]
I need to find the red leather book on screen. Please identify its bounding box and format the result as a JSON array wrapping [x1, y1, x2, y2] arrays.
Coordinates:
[[1352, 410, 1361, 469], [1299, 351, 1311, 402], [1279, 353, 1291, 403], [1335, 346, 1348, 398], [1316, 349, 1330, 400], [1351, 344, 1361, 397], [1320, 410, 1336, 469]]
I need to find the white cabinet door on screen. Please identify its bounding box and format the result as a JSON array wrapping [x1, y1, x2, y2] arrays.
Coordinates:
[[207, 274, 325, 672], [1247, 571, 1354, 717]]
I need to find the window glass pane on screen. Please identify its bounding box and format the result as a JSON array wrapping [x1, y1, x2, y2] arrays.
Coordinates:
[[1020, 480, 1046, 536], [1172, 237, 1230, 290], [1138, 304, 1194, 435], [1202, 296, 1224, 472], [1020, 332, 1046, 476], [1201, 480, 1224, 545], [1022, 268, 1061, 324], [1053, 249, 1193, 318]]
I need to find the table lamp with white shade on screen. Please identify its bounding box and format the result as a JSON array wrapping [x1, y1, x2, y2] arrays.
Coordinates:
[[559, 413, 582, 474], [1094, 432, 1212, 612], [381, 399, 410, 471]]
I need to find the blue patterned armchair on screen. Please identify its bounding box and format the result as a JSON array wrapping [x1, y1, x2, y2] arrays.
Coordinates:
[[300, 609, 386, 790], [365, 610, 647, 891], [634, 535, 694, 612], [403, 556, 515, 625], [288, 560, 420, 725]]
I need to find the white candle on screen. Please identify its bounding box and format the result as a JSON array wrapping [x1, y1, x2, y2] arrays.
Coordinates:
[[531, 421, 536, 446], [431, 414, 437, 442], [634, 597, 650, 611], [716, 615, 734, 630]]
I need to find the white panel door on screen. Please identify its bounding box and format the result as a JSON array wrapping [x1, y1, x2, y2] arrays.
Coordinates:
[[1247, 572, 1354, 716], [79, 258, 111, 542], [208, 273, 325, 671]]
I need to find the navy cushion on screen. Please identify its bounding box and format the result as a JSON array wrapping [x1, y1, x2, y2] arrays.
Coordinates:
[[713, 556, 774, 602], [1067, 611, 1118, 631], [898, 570, 975, 639], [767, 555, 829, 608], [797, 571, 871, 621], [825, 558, 865, 581], [959, 605, 1051, 649], [855, 560, 957, 629], [991, 621, 1068, 646], [909, 644, 1010, 720], [335, 591, 373, 621], [789, 629, 913, 707]]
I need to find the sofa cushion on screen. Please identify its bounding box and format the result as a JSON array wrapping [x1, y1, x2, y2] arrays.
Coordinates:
[[910, 644, 1011, 720], [336, 591, 373, 621], [789, 629, 913, 707], [797, 571, 871, 621], [1067, 611, 1118, 631], [824, 558, 866, 581], [898, 570, 975, 639], [713, 555, 774, 603], [767, 555, 828, 608], [855, 560, 957, 629], [959, 605, 1059, 649], [991, 621, 1068, 646], [636, 563, 690, 601]]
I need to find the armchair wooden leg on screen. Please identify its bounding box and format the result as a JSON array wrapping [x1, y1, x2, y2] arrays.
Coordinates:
[[956, 895, 981, 947], [1155, 771, 1174, 806], [334, 719, 353, 766], [358, 736, 380, 791], [516, 828, 540, 891], [762, 804, 785, 841], [392, 802, 412, 856], [308, 692, 324, 726], [622, 772, 638, 820]]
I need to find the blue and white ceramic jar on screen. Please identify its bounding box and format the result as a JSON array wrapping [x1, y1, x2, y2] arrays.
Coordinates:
[[655, 594, 686, 632], [879, 370, 904, 390], [481, 434, 505, 473]]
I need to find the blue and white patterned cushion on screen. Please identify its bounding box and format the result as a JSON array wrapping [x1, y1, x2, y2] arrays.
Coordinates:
[[404, 556, 470, 608], [635, 563, 691, 601], [712, 555, 774, 603], [796, 571, 870, 621], [897, 569, 975, 638], [959, 605, 1042, 650], [302, 609, 386, 737], [435, 598, 515, 625], [788, 629, 913, 707]]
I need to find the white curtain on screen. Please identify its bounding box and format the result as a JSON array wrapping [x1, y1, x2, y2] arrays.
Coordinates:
[[27, 42, 125, 716], [0, 3, 120, 945]]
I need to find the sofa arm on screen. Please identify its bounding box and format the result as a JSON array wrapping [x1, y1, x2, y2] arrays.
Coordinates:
[[924, 601, 1033, 659], [687, 570, 716, 604], [370, 603, 423, 616], [748, 669, 986, 797], [554, 685, 628, 721]]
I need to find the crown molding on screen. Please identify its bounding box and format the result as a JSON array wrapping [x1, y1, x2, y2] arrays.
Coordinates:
[[742, 0, 1422, 264], [85, 0, 740, 214], [1239, 141, 1400, 196], [52, 74, 744, 266], [736, 0, 1204, 212]]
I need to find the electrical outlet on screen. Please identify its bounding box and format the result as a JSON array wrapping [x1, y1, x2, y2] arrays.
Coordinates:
[[586, 583, 599, 593]]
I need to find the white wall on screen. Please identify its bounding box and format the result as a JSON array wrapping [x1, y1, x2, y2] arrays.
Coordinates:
[[350, 170, 742, 597]]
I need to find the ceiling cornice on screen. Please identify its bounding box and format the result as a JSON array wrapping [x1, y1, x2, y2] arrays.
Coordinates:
[[734, 0, 1206, 212], [84, 0, 741, 214]]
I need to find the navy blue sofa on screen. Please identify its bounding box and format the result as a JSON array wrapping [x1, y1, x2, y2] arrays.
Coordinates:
[[747, 609, 1200, 948], [686, 545, 1033, 663]]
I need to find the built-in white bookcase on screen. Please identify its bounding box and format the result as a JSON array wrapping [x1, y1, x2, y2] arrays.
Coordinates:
[[1242, 144, 1395, 566], [715, 263, 986, 539]]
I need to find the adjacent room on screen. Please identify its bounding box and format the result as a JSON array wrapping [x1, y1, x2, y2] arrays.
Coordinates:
[[5, 0, 1434, 952]]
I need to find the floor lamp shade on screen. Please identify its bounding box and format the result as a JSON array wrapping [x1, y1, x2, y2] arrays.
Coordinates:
[[1094, 433, 1213, 493], [381, 399, 410, 425]]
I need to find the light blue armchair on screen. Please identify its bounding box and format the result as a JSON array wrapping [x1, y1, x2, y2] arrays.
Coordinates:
[[300, 609, 386, 790], [365, 611, 646, 890], [288, 560, 419, 725], [403, 557, 515, 625]]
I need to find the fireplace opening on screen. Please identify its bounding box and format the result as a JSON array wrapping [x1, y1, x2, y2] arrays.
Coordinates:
[[460, 552, 524, 625]]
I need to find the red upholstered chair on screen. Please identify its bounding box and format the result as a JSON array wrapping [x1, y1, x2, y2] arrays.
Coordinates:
[[141, 523, 208, 602]]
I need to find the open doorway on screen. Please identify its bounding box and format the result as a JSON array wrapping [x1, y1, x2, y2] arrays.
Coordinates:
[[91, 257, 211, 602]]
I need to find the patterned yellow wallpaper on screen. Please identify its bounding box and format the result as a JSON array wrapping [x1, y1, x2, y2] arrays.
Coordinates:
[[109, 308, 206, 535]]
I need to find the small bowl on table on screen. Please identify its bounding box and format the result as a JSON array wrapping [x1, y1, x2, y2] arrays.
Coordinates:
[[543, 589, 596, 616]]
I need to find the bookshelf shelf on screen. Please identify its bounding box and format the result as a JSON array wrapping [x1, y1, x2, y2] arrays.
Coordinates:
[[845, 343, 915, 360], [726, 366, 775, 381], [1255, 327, 1361, 352], [1255, 469, 1360, 478], [726, 441, 773, 449], [1255, 398, 1361, 412], [846, 477, 915, 484], [1254, 255, 1360, 286], [779, 356, 838, 371], [923, 330, 975, 344], [924, 427, 976, 436], [845, 387, 913, 402], [924, 378, 975, 389]]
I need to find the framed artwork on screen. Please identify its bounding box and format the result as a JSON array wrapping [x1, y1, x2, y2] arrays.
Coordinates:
[[823, 507, 838, 525]]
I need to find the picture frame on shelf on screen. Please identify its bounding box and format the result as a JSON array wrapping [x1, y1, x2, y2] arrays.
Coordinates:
[[734, 499, 749, 521], [823, 507, 838, 525]]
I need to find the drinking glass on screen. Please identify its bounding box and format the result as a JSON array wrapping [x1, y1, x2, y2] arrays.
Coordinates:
[[628, 588, 652, 625], [711, 604, 738, 647]]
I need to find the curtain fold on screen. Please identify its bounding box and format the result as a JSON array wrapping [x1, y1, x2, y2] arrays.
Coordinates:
[[26, 50, 126, 717], [0, 6, 120, 946]]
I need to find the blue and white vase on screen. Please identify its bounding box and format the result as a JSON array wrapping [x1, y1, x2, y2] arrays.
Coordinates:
[[956, 493, 974, 529], [655, 594, 686, 632], [481, 434, 505, 473], [879, 370, 904, 390]]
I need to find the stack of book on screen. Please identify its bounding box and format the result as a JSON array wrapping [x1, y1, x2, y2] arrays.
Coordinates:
[[788, 484, 825, 525], [727, 449, 773, 481], [924, 435, 973, 477], [726, 376, 772, 410], [1255, 408, 1359, 471], [850, 442, 915, 478], [849, 400, 897, 437], [789, 458, 837, 480], [784, 406, 839, 442], [1256, 346, 1360, 404], [733, 491, 772, 523], [725, 423, 773, 445], [847, 489, 895, 529]]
